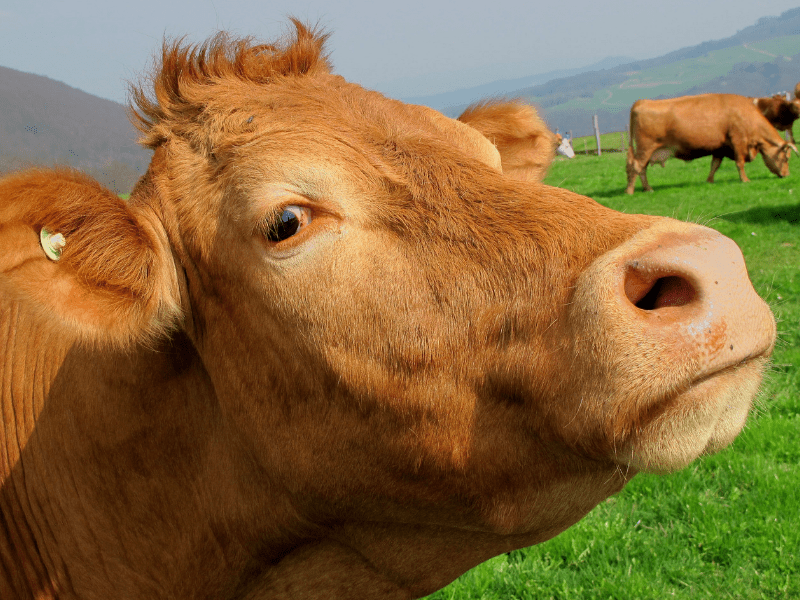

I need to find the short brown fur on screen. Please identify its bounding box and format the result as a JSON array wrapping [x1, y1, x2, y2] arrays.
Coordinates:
[[0, 21, 775, 600], [753, 92, 800, 144], [458, 99, 557, 181]]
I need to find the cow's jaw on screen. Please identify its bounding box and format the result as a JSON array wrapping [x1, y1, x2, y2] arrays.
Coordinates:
[[618, 356, 768, 473]]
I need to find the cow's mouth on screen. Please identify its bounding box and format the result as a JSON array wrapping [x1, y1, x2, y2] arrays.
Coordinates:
[[618, 354, 769, 474]]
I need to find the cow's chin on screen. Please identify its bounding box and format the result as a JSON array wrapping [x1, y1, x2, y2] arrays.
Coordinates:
[[616, 356, 769, 474]]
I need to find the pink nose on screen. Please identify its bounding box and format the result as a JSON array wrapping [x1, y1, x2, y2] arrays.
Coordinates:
[[565, 220, 776, 472], [619, 226, 776, 379]]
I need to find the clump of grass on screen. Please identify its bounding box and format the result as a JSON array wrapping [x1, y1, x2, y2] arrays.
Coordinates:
[[425, 151, 799, 600]]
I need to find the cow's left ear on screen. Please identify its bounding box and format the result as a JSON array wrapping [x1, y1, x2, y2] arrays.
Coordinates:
[[457, 99, 557, 182], [0, 169, 182, 347]]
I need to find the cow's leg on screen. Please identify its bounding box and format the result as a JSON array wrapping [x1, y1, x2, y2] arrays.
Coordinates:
[[639, 164, 653, 192], [733, 153, 749, 182], [625, 149, 639, 194], [626, 147, 655, 194], [707, 155, 723, 183]]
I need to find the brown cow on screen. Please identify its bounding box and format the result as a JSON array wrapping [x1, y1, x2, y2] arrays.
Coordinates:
[[753, 93, 800, 144], [626, 93, 796, 194], [0, 23, 776, 599]]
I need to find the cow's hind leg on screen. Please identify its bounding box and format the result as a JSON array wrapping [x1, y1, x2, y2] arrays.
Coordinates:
[[626, 147, 655, 194], [639, 164, 653, 192], [707, 155, 723, 183], [625, 148, 638, 194], [734, 153, 750, 182]]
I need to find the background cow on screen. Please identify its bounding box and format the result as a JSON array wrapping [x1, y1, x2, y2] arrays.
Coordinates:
[[753, 90, 800, 144], [0, 23, 776, 599], [626, 93, 796, 194]]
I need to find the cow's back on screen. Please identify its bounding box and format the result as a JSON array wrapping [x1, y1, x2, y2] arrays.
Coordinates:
[[631, 94, 746, 152]]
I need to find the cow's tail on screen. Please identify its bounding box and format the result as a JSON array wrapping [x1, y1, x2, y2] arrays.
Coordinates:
[[627, 107, 638, 163], [625, 105, 640, 194]]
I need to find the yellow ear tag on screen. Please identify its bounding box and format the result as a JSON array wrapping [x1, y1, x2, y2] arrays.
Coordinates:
[[40, 228, 66, 261]]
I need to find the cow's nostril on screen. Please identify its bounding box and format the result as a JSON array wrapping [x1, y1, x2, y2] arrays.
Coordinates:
[[633, 276, 695, 310], [624, 266, 696, 311]]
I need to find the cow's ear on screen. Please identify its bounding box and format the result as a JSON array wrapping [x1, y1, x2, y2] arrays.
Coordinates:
[[0, 169, 182, 347], [457, 99, 557, 182]]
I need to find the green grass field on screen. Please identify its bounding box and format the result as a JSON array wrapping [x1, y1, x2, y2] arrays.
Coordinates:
[[570, 131, 630, 155], [424, 152, 800, 599]]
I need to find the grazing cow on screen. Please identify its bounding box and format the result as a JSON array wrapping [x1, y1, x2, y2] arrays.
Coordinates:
[[626, 93, 796, 194], [0, 23, 776, 600], [753, 93, 800, 144]]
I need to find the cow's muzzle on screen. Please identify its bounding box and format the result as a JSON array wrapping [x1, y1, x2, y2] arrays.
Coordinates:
[[565, 219, 776, 473]]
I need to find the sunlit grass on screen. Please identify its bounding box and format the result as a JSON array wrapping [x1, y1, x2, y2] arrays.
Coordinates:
[[425, 151, 799, 599]]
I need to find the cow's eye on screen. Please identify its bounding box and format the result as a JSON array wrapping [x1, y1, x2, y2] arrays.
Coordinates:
[[262, 205, 312, 242]]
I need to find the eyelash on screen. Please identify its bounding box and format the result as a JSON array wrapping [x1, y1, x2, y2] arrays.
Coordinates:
[[257, 204, 313, 243]]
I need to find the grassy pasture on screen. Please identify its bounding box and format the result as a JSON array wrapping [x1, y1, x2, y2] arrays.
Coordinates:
[[425, 152, 799, 599], [570, 131, 629, 155]]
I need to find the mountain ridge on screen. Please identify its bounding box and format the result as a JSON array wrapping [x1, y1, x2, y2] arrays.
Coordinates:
[[0, 65, 150, 193], [401, 55, 636, 111], [3, 8, 800, 179], [435, 7, 800, 136]]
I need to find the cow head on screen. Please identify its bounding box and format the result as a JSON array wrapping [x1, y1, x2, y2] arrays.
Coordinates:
[[0, 21, 776, 598], [760, 140, 796, 176], [556, 136, 575, 158]]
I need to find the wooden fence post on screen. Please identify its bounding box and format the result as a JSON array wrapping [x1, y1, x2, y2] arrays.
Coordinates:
[[593, 114, 601, 156]]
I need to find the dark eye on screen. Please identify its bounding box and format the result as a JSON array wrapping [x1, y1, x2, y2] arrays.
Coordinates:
[[263, 205, 312, 242]]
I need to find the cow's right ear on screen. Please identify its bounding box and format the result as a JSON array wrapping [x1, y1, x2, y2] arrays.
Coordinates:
[[457, 99, 558, 182], [0, 169, 182, 347]]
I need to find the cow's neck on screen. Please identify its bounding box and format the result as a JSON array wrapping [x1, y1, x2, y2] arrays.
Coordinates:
[[0, 300, 69, 598], [0, 299, 631, 599], [0, 306, 280, 599]]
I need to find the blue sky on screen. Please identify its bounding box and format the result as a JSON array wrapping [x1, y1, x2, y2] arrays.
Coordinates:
[[2, 0, 799, 104]]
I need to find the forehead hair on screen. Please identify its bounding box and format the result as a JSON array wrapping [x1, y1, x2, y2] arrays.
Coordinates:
[[130, 19, 331, 149]]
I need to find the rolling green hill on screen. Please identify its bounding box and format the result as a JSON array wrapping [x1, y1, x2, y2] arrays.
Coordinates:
[[440, 8, 800, 137], [557, 35, 800, 114]]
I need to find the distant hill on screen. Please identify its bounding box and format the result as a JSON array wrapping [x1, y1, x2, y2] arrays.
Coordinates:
[[436, 7, 800, 137], [401, 56, 636, 111], [0, 66, 150, 193]]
